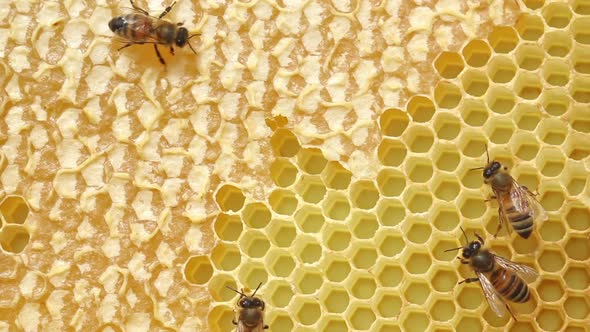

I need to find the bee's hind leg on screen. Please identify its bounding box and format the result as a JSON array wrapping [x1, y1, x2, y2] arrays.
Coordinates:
[[130, 0, 149, 15], [458, 277, 479, 284], [170, 46, 175, 55], [118, 43, 134, 51], [159, 1, 177, 19], [232, 319, 237, 325], [264, 325, 269, 329], [153, 44, 166, 65], [506, 303, 517, 321]]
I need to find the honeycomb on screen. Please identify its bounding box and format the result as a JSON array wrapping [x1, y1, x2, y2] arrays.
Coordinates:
[[0, 0, 589, 331]]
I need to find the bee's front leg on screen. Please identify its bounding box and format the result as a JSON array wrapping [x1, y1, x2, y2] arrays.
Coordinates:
[[458, 278, 479, 284]]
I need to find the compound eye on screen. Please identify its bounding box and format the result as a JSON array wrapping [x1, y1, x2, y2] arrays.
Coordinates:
[[253, 299, 262, 306], [239, 299, 250, 307]]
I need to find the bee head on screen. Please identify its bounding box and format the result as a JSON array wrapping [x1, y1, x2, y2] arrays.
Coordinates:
[[462, 241, 482, 258], [483, 161, 502, 179], [108, 17, 125, 32], [176, 27, 189, 47], [239, 296, 264, 309]]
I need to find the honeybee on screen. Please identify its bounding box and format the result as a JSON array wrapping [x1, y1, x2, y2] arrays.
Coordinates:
[[227, 283, 269, 331], [446, 227, 538, 319], [108, 0, 198, 65], [472, 147, 547, 238]]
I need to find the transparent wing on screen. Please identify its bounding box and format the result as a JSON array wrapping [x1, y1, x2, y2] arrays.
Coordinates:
[[237, 322, 265, 332], [510, 178, 548, 223], [492, 188, 511, 233], [477, 271, 507, 318], [494, 254, 539, 283]]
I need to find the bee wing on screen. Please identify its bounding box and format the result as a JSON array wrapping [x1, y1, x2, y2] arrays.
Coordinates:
[[476, 271, 508, 318], [494, 254, 539, 283], [236, 322, 266, 332], [510, 179, 548, 223]]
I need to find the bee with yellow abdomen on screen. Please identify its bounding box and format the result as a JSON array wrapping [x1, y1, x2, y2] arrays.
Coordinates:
[[227, 283, 269, 332], [472, 147, 547, 238], [447, 228, 538, 319]]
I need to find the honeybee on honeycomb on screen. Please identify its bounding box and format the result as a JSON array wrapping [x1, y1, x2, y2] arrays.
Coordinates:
[[108, 0, 198, 65], [227, 283, 269, 331], [472, 147, 547, 238], [447, 228, 539, 319]]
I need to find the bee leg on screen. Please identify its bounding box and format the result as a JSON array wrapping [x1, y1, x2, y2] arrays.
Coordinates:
[[484, 195, 497, 203], [158, 1, 177, 19], [458, 277, 480, 284], [457, 257, 469, 264], [118, 43, 134, 51], [153, 44, 166, 65], [264, 325, 269, 329], [232, 319, 237, 325], [506, 303, 517, 321], [130, 0, 149, 15], [170, 46, 175, 55], [474, 233, 485, 245]]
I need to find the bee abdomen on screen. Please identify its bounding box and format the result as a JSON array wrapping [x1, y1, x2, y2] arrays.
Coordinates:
[[509, 214, 533, 239], [491, 269, 530, 303]]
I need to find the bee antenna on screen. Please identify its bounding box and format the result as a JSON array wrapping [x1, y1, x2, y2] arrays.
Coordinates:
[[251, 282, 263, 297], [459, 226, 470, 245], [187, 33, 200, 54], [444, 246, 464, 252], [485, 144, 490, 164], [469, 166, 485, 171], [226, 285, 247, 298]]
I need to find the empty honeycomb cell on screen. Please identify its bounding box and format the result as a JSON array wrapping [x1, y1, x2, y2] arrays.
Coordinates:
[[523, 0, 544, 9], [294, 268, 323, 294], [404, 220, 432, 244], [267, 249, 296, 277], [573, 0, 590, 14], [321, 161, 352, 190], [324, 223, 352, 251], [318, 317, 348, 332], [538, 118, 568, 145], [184, 255, 214, 285], [430, 298, 455, 321], [296, 148, 328, 175], [433, 238, 462, 262], [457, 285, 484, 310], [485, 117, 515, 144], [540, 189, 565, 212], [352, 246, 378, 269], [515, 14, 545, 41], [512, 166, 541, 192], [434, 51, 465, 78], [543, 59, 570, 87], [375, 321, 401, 332], [433, 144, 461, 172], [0, 225, 30, 254], [295, 175, 327, 204], [407, 96, 436, 123], [268, 313, 295, 331], [570, 105, 590, 133], [403, 186, 433, 213], [350, 180, 379, 210], [572, 17, 590, 45], [242, 202, 272, 229], [208, 305, 235, 332], [292, 236, 322, 265], [565, 204, 590, 231], [406, 156, 434, 183], [511, 132, 540, 161], [537, 308, 565, 331], [539, 248, 566, 273], [403, 280, 430, 305], [564, 265, 590, 290], [402, 125, 435, 153], [462, 39, 492, 67], [433, 113, 461, 141], [565, 236, 590, 261], [572, 45, 590, 74], [270, 158, 299, 188], [349, 304, 376, 330], [267, 281, 295, 308], [350, 211, 379, 239], [239, 230, 270, 258], [571, 75, 590, 103], [514, 104, 541, 131], [516, 43, 546, 69], [544, 31, 573, 58], [538, 277, 566, 303], [542, 3, 572, 29], [348, 273, 377, 300], [539, 217, 566, 242], [295, 300, 322, 326], [404, 250, 432, 275], [431, 268, 458, 292], [376, 263, 403, 287], [483, 306, 511, 327], [564, 295, 590, 319], [488, 26, 519, 53], [487, 55, 517, 84], [460, 99, 489, 127], [211, 243, 241, 271], [434, 82, 462, 109], [0, 196, 30, 224], [432, 205, 460, 232], [376, 168, 406, 197], [215, 184, 245, 212], [378, 138, 407, 167], [376, 291, 402, 318], [238, 263, 269, 290], [377, 232, 405, 257], [322, 192, 351, 221], [486, 86, 515, 114], [514, 72, 542, 100], [208, 275, 239, 302], [536, 148, 566, 177], [320, 286, 349, 313], [324, 256, 352, 282], [270, 128, 301, 157], [512, 233, 539, 255], [433, 175, 460, 202], [461, 69, 489, 97], [565, 173, 587, 196], [510, 321, 537, 332], [401, 311, 430, 332], [268, 189, 298, 215], [214, 214, 243, 241], [267, 219, 296, 248], [542, 88, 570, 116], [455, 316, 482, 331], [565, 133, 590, 160], [380, 108, 410, 137], [294, 205, 325, 233], [377, 198, 406, 227], [459, 195, 486, 219]]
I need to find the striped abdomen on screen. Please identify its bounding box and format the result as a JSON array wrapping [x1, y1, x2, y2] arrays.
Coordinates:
[[498, 192, 534, 239], [109, 14, 154, 42], [490, 266, 530, 303]]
